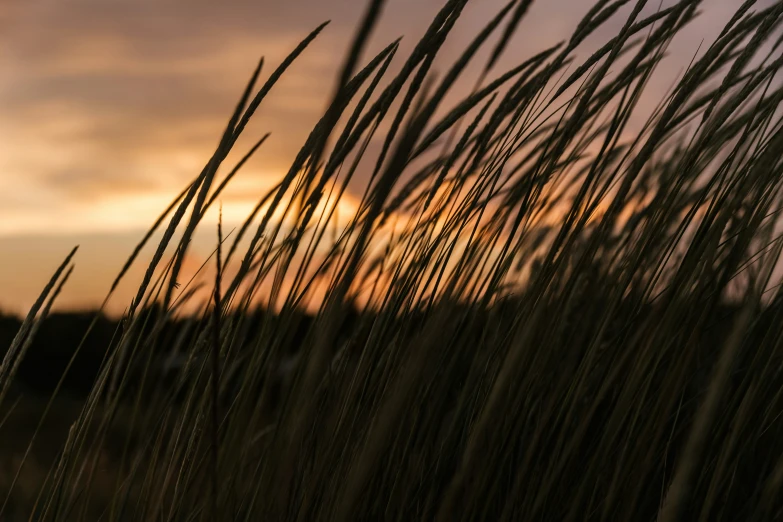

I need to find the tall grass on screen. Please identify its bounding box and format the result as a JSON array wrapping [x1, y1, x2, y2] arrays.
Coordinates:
[[4, 0, 783, 519]]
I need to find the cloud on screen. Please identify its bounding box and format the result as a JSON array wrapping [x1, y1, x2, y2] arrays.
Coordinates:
[[0, 0, 594, 230], [1, 0, 356, 226]]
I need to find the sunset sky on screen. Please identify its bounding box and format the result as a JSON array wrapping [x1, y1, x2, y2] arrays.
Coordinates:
[[0, 0, 767, 314]]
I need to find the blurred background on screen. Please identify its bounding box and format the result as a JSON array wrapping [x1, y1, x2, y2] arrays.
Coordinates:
[[0, 0, 767, 314]]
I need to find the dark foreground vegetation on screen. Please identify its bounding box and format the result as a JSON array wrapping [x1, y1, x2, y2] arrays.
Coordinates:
[[4, 0, 783, 520]]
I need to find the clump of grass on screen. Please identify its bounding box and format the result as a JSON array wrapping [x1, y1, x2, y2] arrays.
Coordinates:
[[4, 0, 783, 520]]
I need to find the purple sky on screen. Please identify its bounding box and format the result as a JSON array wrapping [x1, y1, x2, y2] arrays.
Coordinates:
[[0, 0, 769, 314]]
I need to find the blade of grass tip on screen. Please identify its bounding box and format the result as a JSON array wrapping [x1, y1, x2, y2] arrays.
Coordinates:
[[210, 204, 223, 521], [418, 0, 522, 192], [425, 0, 533, 193], [559, 0, 649, 128], [230, 22, 330, 144], [0, 263, 73, 519], [554, 3, 687, 100], [569, 0, 614, 47], [413, 0, 517, 130], [573, 0, 634, 48], [299, 28, 400, 206], [545, 4, 676, 237], [304, 44, 399, 238], [314, 0, 467, 213], [131, 54, 265, 316], [0, 245, 77, 390], [347, 0, 469, 195], [702, 3, 783, 123], [211, 56, 264, 161], [331, 38, 401, 160], [194, 21, 330, 303], [336, 0, 386, 92], [0, 224, 169, 512], [413, 52, 554, 159], [717, 0, 757, 41], [485, 0, 534, 74], [0, 262, 74, 408], [225, 39, 399, 303], [162, 59, 273, 312], [225, 56, 265, 141], [301, 68, 454, 389], [288, 0, 387, 204], [293, 39, 408, 233]]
